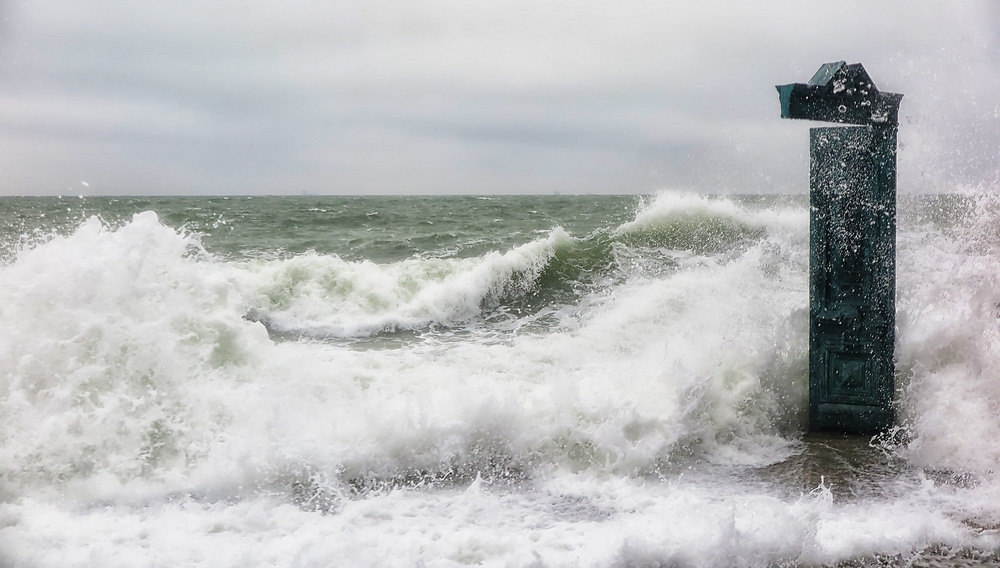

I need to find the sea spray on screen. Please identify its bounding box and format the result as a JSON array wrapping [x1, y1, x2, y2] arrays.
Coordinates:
[[0, 212, 271, 500], [895, 191, 1000, 476], [2, 193, 1000, 567], [0, 198, 810, 495], [240, 227, 577, 338]]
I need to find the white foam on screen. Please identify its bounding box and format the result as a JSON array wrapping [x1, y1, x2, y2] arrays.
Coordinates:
[[3, 194, 1000, 566], [0, 212, 272, 500], [0, 203, 810, 502], [895, 192, 1000, 475], [239, 227, 575, 337], [3, 473, 998, 567]]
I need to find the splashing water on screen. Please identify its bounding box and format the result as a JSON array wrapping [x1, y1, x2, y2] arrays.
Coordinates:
[[1, 192, 999, 567]]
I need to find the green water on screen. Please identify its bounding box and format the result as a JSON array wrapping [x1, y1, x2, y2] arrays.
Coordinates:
[[1, 195, 644, 263]]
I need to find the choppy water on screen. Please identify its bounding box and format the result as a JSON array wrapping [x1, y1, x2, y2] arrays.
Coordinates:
[[1, 192, 999, 567]]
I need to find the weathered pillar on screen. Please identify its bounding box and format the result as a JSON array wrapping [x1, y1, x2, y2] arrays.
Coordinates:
[[776, 62, 903, 434]]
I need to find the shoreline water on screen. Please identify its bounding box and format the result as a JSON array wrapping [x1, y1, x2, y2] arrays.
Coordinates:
[[1, 192, 998, 566]]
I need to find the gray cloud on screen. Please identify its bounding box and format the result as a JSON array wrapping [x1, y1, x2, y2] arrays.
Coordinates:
[[0, 0, 997, 195]]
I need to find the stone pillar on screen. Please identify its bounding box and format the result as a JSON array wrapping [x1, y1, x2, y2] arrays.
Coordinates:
[[776, 62, 902, 434]]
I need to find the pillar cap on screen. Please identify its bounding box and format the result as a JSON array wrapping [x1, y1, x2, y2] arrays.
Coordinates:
[[777, 61, 902, 126]]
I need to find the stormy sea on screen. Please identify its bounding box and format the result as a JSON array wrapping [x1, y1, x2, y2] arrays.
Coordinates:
[[2, 192, 1000, 567]]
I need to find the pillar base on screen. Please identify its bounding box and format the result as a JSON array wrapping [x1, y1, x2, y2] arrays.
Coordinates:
[[810, 403, 893, 436]]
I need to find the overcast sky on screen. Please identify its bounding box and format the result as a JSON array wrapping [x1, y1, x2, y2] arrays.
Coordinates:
[[1, 1, 998, 195]]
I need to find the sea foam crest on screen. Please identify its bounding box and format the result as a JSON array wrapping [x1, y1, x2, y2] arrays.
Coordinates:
[[0, 212, 271, 498], [0, 206, 808, 502], [613, 192, 805, 256], [241, 227, 576, 338], [895, 190, 1000, 475], [233, 194, 812, 487]]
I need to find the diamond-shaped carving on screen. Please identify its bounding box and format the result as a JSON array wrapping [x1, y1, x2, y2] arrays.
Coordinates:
[[828, 351, 871, 395]]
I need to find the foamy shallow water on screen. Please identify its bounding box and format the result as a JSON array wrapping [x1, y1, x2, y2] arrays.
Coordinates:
[[2, 192, 1000, 566], [4, 460, 1000, 567]]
